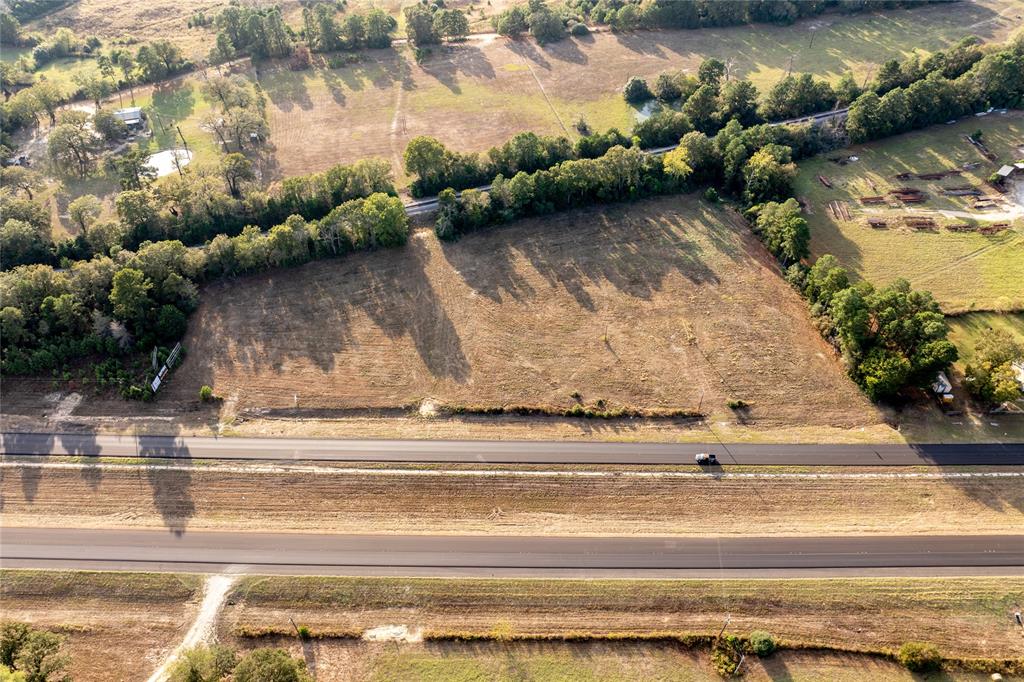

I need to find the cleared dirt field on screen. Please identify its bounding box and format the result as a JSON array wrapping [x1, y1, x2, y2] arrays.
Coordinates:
[[798, 113, 1024, 314], [167, 197, 879, 429], [4, 460, 1022, 537], [0, 570, 201, 682]]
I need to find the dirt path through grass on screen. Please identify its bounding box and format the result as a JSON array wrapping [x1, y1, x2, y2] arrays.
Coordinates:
[[146, 574, 236, 682]]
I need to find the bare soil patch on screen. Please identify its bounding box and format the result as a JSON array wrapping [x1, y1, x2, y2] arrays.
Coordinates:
[[4, 462, 1020, 537], [167, 197, 880, 430]]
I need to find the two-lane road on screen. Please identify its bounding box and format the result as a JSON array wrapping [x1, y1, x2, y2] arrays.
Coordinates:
[[3, 432, 1024, 465], [1, 528, 1021, 578]]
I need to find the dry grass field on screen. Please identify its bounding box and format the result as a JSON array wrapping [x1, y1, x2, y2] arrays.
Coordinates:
[[0, 570, 201, 682], [257, 0, 1023, 179], [167, 197, 879, 429], [31, 1, 1020, 181], [5, 459, 1023, 537], [798, 113, 1024, 314], [223, 575, 1023, 659], [4, 569, 1017, 681]]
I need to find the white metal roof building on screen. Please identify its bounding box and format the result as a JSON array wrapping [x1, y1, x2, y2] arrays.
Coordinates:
[[113, 107, 144, 126]]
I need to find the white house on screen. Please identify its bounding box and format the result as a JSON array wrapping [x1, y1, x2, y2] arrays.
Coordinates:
[[113, 106, 144, 128]]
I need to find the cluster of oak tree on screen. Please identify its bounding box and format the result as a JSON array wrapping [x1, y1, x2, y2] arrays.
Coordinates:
[[0, 154, 404, 393], [845, 34, 1024, 141]]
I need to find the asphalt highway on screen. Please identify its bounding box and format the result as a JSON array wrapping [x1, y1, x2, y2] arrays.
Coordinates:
[[3, 432, 1023, 465], [2, 528, 1021, 578]]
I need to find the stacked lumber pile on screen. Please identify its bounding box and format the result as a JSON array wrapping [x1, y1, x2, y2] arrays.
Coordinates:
[[904, 216, 936, 229], [917, 170, 961, 180], [818, 175, 833, 188], [891, 187, 927, 203], [866, 218, 888, 228], [828, 201, 851, 220], [860, 195, 886, 204], [978, 222, 1010, 235]]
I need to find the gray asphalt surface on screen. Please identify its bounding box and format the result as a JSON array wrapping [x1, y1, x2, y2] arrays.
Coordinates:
[[3, 432, 1023, 465], [2, 528, 1021, 577]]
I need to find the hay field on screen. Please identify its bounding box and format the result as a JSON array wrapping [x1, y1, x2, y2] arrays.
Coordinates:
[[168, 196, 879, 429], [797, 113, 1024, 314], [49, 0, 1019, 181], [259, 0, 1022, 178]]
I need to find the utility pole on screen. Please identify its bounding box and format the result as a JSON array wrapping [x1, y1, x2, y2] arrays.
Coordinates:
[[716, 615, 731, 642]]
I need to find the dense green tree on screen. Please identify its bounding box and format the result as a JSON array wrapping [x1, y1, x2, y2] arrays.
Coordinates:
[[718, 79, 760, 126], [858, 346, 912, 401], [1, 219, 50, 268], [365, 9, 397, 48], [110, 267, 153, 325], [641, 0, 699, 29], [110, 146, 157, 191], [965, 329, 1024, 404], [741, 144, 795, 205], [404, 136, 449, 191], [754, 198, 809, 262], [168, 645, 237, 682], [682, 83, 720, 133], [68, 195, 103, 234], [697, 58, 726, 91], [622, 76, 653, 104], [13, 630, 69, 682], [433, 9, 469, 41], [47, 111, 101, 177], [528, 4, 565, 44], [404, 5, 440, 46], [492, 6, 528, 36], [221, 153, 255, 198], [233, 649, 311, 682]]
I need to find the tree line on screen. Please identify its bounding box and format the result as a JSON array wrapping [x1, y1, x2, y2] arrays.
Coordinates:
[[492, 0, 956, 43], [0, 192, 407, 394], [1, 149, 394, 271], [845, 37, 1023, 141]]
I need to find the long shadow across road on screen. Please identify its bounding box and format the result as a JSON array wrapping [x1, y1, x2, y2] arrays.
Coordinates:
[[2, 433, 1023, 466]]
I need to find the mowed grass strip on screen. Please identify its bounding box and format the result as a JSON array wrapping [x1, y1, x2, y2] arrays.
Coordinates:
[[798, 113, 1024, 314], [358, 644, 990, 682], [168, 196, 879, 428], [0, 569, 201, 603], [225, 575, 1023, 657]]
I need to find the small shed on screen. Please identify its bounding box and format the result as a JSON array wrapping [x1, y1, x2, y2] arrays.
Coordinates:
[[931, 371, 954, 403], [995, 164, 1015, 178], [113, 107, 144, 127]]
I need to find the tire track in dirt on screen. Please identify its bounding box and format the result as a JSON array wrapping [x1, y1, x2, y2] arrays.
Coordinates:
[[517, 54, 568, 136], [389, 82, 407, 175]]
